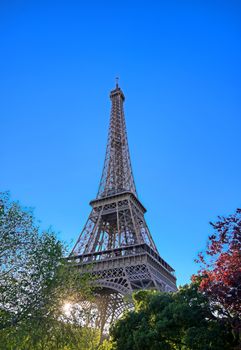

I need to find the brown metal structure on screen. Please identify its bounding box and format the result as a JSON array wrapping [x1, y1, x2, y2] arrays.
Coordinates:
[[69, 82, 177, 333]]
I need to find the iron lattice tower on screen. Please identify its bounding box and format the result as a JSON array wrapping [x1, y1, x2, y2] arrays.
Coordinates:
[[70, 82, 177, 333]]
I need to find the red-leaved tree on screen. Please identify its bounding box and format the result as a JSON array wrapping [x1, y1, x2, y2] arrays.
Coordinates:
[[194, 209, 241, 346]]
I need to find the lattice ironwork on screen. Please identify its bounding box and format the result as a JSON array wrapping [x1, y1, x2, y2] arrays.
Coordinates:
[[97, 83, 137, 198], [72, 192, 158, 255], [70, 82, 177, 333]]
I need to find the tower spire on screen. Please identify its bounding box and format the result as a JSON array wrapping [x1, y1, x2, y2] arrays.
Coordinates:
[[97, 82, 137, 198]]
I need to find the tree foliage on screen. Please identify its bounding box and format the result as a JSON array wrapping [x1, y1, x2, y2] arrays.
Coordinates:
[[104, 285, 234, 350], [194, 209, 241, 346], [2, 193, 240, 349], [0, 192, 99, 349]]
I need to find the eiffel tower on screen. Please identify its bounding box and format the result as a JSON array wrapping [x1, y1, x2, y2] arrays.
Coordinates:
[[69, 81, 177, 333]]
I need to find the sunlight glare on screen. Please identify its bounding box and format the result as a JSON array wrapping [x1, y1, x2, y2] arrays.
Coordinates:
[[62, 302, 72, 316]]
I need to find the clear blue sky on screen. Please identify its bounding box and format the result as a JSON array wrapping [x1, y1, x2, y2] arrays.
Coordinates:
[[1, 1, 241, 286]]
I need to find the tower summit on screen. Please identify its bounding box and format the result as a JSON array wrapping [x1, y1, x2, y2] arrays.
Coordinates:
[[97, 82, 137, 199], [70, 83, 177, 332]]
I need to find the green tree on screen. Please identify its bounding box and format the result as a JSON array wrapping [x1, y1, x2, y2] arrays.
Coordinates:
[[0, 192, 99, 349], [105, 284, 234, 350]]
